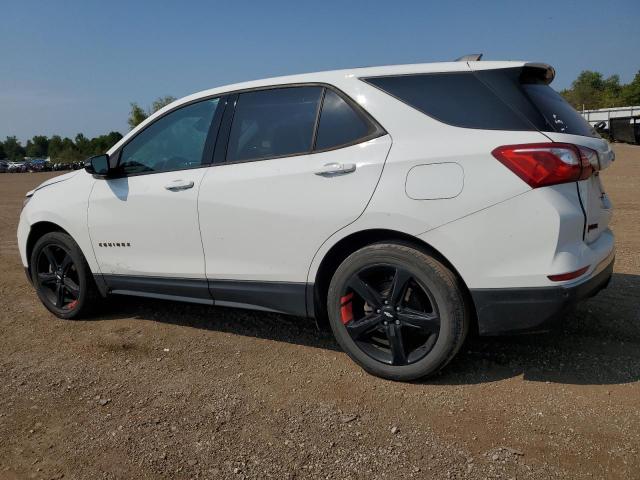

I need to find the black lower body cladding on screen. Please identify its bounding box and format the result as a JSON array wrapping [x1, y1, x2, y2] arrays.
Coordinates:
[[470, 256, 614, 335]]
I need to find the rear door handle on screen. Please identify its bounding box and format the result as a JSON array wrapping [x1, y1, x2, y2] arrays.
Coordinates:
[[164, 179, 195, 191], [315, 163, 357, 176]]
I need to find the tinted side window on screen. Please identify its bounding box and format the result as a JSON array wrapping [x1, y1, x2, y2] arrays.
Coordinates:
[[226, 87, 323, 162], [315, 90, 373, 150], [119, 99, 219, 175], [364, 73, 533, 130]]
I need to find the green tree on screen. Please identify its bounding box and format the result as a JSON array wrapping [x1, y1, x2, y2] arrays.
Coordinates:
[[127, 96, 176, 130], [0, 142, 5, 159], [622, 71, 640, 106], [48, 135, 63, 159], [75, 133, 91, 156], [151, 95, 176, 113], [49, 137, 84, 163], [560, 69, 640, 109], [601, 75, 623, 107], [25, 135, 50, 158], [561, 70, 605, 109], [128, 102, 148, 129], [3, 136, 25, 161]]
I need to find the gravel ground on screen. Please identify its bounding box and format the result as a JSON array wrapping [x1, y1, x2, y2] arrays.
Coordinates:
[[0, 144, 639, 479]]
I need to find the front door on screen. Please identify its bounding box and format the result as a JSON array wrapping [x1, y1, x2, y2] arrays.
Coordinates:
[[88, 97, 222, 299]]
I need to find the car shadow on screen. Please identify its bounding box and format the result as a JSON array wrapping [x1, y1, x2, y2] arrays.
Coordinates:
[[96, 272, 640, 386]]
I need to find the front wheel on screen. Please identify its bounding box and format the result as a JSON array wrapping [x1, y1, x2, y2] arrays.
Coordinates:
[[30, 232, 99, 319], [327, 243, 469, 381]]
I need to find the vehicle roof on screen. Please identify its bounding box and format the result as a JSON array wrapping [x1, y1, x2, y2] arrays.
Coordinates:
[[182, 60, 528, 102]]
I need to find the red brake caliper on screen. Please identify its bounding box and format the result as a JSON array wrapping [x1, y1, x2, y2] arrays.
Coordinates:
[[340, 292, 354, 325]]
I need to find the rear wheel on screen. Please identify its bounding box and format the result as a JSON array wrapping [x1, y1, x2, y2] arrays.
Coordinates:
[[30, 232, 99, 319], [327, 243, 468, 381]]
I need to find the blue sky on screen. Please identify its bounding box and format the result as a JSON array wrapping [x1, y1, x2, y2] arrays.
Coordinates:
[[2, 0, 638, 142]]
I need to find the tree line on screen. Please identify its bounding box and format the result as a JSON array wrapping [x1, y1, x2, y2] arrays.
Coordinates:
[[0, 96, 176, 163], [560, 70, 640, 110], [0, 132, 124, 163], [2, 71, 639, 163]]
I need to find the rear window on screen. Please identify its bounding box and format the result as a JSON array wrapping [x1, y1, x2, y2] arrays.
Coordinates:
[[364, 68, 597, 137], [520, 83, 596, 137]]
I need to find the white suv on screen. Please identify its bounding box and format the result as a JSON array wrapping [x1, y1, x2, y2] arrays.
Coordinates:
[[18, 60, 615, 380]]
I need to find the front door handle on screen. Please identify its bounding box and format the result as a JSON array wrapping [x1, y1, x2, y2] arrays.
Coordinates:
[[315, 163, 357, 176], [164, 179, 195, 191]]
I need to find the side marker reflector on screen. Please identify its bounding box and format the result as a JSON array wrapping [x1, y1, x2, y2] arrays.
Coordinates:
[[548, 266, 590, 282]]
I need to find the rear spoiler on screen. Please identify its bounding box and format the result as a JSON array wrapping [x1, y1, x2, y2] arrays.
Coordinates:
[[521, 63, 556, 85]]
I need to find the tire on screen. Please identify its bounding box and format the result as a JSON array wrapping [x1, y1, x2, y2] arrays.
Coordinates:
[[30, 232, 100, 319], [327, 242, 468, 381]]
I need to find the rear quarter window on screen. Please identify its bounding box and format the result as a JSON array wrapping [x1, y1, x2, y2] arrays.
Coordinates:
[[314, 90, 375, 150], [363, 69, 598, 137], [364, 72, 533, 130]]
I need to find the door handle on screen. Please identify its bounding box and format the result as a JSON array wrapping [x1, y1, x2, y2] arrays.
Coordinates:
[[315, 163, 357, 176], [164, 179, 195, 191]]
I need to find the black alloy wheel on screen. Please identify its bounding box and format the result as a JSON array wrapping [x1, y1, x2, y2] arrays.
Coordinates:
[[340, 264, 440, 366], [35, 244, 81, 310]]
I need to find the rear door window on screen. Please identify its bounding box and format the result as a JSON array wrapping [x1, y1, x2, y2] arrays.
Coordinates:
[[226, 87, 323, 162]]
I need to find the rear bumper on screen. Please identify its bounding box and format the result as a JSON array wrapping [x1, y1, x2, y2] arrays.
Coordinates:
[[471, 254, 614, 335]]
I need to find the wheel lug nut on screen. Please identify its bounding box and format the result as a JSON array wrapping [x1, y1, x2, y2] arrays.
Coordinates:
[[395, 320, 400, 325], [383, 321, 388, 325], [376, 309, 381, 314], [384, 300, 388, 305], [396, 307, 401, 311]]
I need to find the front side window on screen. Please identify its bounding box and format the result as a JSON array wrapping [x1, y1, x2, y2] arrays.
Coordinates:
[[315, 90, 374, 150], [226, 87, 323, 162], [119, 98, 219, 175]]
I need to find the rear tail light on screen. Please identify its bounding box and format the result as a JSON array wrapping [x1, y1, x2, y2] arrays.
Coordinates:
[[491, 143, 596, 188]]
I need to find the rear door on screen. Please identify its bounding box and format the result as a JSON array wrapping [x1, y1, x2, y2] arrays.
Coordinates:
[[198, 85, 390, 295]]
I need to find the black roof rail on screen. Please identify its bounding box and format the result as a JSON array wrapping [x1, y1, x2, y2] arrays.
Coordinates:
[[455, 54, 483, 61]]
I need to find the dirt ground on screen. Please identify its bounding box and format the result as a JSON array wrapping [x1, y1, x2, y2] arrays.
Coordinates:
[[0, 144, 639, 480]]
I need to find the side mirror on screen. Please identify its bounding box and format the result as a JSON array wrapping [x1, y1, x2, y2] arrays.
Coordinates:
[[85, 154, 110, 177]]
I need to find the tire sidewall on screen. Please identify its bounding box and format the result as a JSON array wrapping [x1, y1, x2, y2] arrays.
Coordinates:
[[327, 244, 466, 381]]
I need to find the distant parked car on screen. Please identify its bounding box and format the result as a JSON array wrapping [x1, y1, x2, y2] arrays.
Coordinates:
[[52, 162, 71, 171], [0, 161, 8, 173], [26, 159, 50, 172], [8, 162, 26, 173]]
